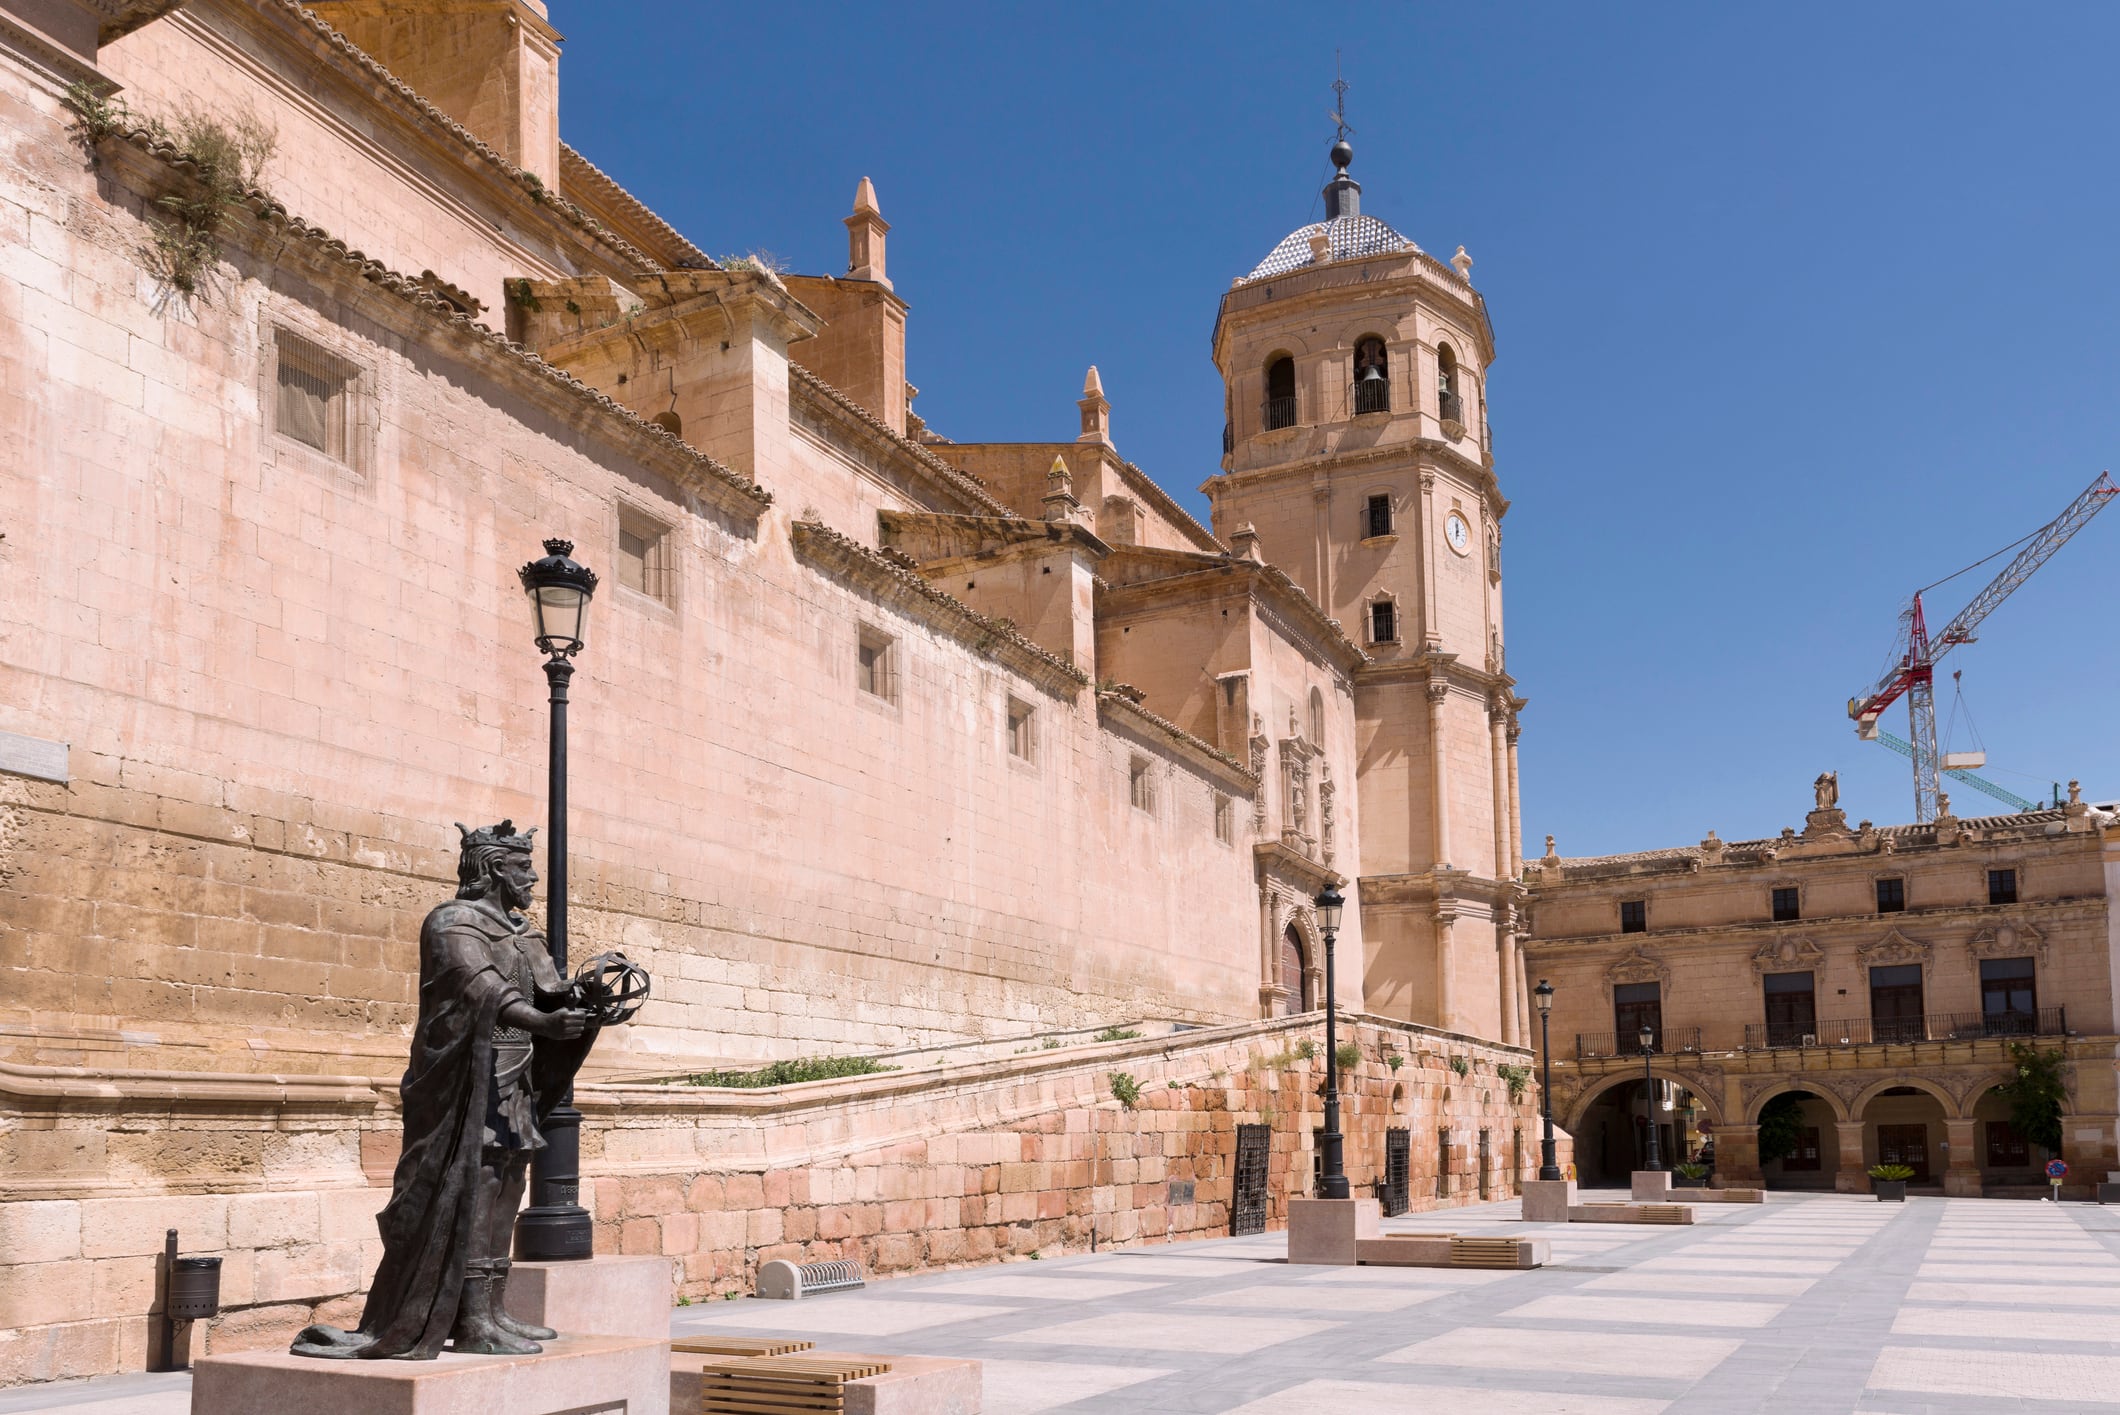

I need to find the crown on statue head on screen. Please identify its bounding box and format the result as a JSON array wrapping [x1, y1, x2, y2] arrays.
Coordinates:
[[455, 820, 538, 854]]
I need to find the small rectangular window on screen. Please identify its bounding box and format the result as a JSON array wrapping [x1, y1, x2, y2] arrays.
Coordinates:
[[1370, 600, 1397, 644], [616, 509, 674, 606], [1129, 756, 1156, 814], [1985, 1119, 2030, 1167], [275, 332, 353, 461], [1619, 899, 1646, 934], [1007, 697, 1035, 762], [1214, 793, 1234, 845], [1876, 877, 1905, 913], [1988, 868, 2018, 905], [857, 627, 897, 702], [1365, 494, 1393, 538], [1771, 887, 1800, 923]]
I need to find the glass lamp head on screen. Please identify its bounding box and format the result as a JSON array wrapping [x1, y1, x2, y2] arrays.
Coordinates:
[[1533, 979, 1554, 1015], [519, 537, 599, 656], [1313, 884, 1345, 934]]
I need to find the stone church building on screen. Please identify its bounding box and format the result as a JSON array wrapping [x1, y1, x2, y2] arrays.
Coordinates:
[[0, 0, 1540, 1383]]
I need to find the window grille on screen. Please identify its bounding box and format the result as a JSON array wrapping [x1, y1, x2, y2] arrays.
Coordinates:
[[275, 333, 352, 461], [857, 629, 897, 702], [1370, 600, 1397, 645], [1619, 899, 1646, 934], [616, 512, 674, 606], [1876, 877, 1906, 913], [1129, 757, 1156, 814], [1231, 1124, 1271, 1235], [1365, 494, 1393, 538], [1007, 698, 1035, 762], [1988, 868, 2018, 905], [1772, 887, 1800, 923], [1383, 1128, 1410, 1215]]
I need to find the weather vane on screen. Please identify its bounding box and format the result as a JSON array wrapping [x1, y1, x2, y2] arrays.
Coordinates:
[[1330, 49, 1354, 143]]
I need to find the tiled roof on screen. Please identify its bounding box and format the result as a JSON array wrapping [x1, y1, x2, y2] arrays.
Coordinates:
[[1242, 214, 1419, 283]]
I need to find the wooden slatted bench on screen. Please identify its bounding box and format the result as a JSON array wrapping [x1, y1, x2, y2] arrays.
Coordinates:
[[674, 1336, 816, 1358], [698, 1353, 893, 1414]]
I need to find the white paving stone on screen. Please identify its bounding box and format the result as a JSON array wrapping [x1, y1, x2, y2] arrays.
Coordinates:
[[679, 1297, 1021, 1335], [997, 1310, 1338, 1352], [1382, 1324, 1742, 1379], [1221, 1380, 1668, 1414], [978, 1359, 1176, 1415], [915, 1274, 1166, 1300], [1868, 1346, 2120, 1401], [1503, 1294, 1785, 1328]]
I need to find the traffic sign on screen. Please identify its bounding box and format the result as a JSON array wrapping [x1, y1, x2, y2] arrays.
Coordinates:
[[2048, 1159, 2070, 1179]]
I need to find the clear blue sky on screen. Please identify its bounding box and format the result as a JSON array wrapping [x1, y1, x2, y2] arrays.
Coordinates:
[[558, 3, 2120, 857]]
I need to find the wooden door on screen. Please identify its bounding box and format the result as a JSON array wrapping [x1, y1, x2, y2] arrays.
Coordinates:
[[1877, 1124, 1930, 1180]]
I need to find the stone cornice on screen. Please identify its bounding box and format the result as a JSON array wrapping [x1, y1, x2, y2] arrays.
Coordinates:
[[0, 1057, 378, 1109], [1355, 649, 1512, 700], [1096, 689, 1258, 793], [1358, 869, 1516, 910], [1107, 454, 1223, 553], [558, 143, 714, 271], [1204, 436, 1507, 521], [790, 367, 1007, 517], [790, 520, 1088, 700], [1095, 549, 1367, 677], [877, 511, 1112, 568], [1253, 839, 1342, 891], [1213, 247, 1497, 364], [89, 128, 773, 521], [1521, 896, 2107, 958]]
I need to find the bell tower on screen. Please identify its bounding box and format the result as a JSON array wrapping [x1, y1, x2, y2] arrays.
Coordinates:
[[1203, 126, 1528, 1047]]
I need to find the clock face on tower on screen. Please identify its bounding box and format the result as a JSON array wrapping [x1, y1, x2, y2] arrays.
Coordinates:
[[1444, 512, 1471, 555]]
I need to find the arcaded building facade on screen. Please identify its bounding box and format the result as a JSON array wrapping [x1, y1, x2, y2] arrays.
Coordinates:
[[1522, 785, 2120, 1197], [0, 0, 1540, 1383]]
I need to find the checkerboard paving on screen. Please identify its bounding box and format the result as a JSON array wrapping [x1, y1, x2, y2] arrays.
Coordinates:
[[19, 1193, 2120, 1414]]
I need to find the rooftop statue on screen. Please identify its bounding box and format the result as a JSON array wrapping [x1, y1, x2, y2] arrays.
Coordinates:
[[292, 821, 645, 1360], [1813, 771, 1839, 812]]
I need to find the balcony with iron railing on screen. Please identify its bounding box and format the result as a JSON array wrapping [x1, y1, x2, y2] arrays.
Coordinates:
[[1743, 1007, 2067, 1050], [1354, 379, 1391, 416], [1438, 390, 1464, 425], [1261, 396, 1298, 432], [1574, 1026, 1702, 1060]]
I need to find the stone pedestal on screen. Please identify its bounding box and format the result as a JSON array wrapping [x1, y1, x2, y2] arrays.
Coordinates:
[[671, 1350, 980, 1415], [190, 1335, 670, 1415], [1630, 1170, 1671, 1201], [1520, 1178, 1577, 1222], [509, 1255, 672, 1341], [1286, 1196, 1380, 1265]]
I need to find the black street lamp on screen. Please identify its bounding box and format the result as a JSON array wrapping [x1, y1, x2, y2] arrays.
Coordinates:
[[1638, 1021, 1662, 1173], [1314, 884, 1349, 1201], [1534, 979, 1560, 1181], [515, 538, 599, 1262]]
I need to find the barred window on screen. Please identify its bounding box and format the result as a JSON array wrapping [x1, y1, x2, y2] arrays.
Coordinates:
[[275, 332, 353, 461], [616, 509, 674, 607], [1370, 599, 1398, 645]]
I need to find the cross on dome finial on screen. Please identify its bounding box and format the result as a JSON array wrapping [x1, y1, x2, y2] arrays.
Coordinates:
[[1331, 51, 1353, 148], [1322, 55, 1360, 219]]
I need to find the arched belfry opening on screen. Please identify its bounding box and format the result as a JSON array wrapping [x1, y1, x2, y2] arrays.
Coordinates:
[[1354, 336, 1389, 415], [1437, 344, 1463, 423], [1264, 355, 1297, 431]]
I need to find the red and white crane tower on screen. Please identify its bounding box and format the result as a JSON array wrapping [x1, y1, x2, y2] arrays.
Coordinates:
[[1848, 470, 2117, 824]]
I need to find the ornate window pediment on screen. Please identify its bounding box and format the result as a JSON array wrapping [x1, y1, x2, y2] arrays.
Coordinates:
[[1605, 947, 1670, 996], [1750, 936, 1825, 976], [1969, 921, 2048, 966], [1856, 928, 1932, 968]]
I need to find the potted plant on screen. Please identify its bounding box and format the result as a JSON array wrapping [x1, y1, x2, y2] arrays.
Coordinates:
[[1673, 1161, 1710, 1187], [1868, 1163, 1914, 1201]]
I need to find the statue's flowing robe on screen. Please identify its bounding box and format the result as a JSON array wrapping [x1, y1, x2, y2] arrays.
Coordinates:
[[292, 897, 593, 1360]]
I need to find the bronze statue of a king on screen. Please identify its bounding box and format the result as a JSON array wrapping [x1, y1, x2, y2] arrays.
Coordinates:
[[293, 821, 597, 1360]]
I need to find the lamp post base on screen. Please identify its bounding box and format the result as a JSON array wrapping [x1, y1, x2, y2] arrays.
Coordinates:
[[514, 1203, 595, 1262]]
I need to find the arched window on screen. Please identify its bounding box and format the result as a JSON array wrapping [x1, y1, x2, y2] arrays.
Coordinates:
[[1370, 595, 1399, 646], [1279, 923, 1310, 1013], [1263, 355, 1297, 431], [1308, 687, 1326, 746], [1353, 337, 1389, 415], [1437, 345, 1463, 423], [651, 410, 682, 437]]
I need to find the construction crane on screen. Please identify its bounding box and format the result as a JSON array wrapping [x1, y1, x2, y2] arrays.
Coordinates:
[[1848, 470, 2117, 823], [1871, 729, 2039, 814]]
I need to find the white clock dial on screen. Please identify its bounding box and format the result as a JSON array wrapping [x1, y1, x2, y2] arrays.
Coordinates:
[[1445, 512, 1472, 555]]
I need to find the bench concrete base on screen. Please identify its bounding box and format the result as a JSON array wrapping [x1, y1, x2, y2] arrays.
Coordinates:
[[1286, 1196, 1381, 1265], [1521, 1179, 1578, 1222], [671, 1350, 980, 1415], [1631, 1171, 1673, 1201], [191, 1335, 669, 1415]]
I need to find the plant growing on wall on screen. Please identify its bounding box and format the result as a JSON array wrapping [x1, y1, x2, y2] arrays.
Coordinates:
[[65, 85, 276, 298], [1384, 1050, 1404, 1072], [1998, 1042, 2068, 1154], [1109, 1072, 1142, 1109], [688, 1056, 896, 1088], [1293, 1040, 1316, 1062], [1757, 1092, 1805, 1165], [1335, 1042, 1362, 1072], [1448, 1055, 1471, 1078], [1094, 1026, 1142, 1043], [1496, 1063, 1532, 1103]]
